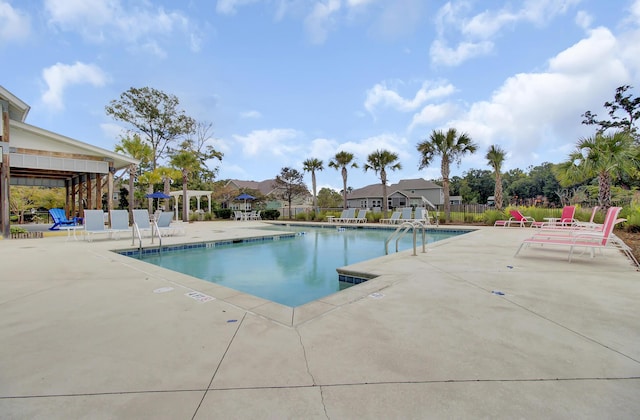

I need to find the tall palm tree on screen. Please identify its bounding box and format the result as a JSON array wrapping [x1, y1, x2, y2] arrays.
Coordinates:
[[555, 131, 640, 210], [302, 158, 324, 214], [170, 150, 200, 222], [364, 149, 402, 217], [328, 151, 358, 209], [485, 145, 506, 211], [417, 128, 477, 223], [155, 166, 181, 211], [114, 134, 153, 220]]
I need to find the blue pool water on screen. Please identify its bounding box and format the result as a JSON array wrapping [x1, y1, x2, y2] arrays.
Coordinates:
[[130, 225, 468, 307]]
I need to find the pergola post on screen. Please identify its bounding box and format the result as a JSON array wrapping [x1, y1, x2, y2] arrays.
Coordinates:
[[0, 100, 10, 238], [108, 163, 115, 214], [96, 173, 103, 210]]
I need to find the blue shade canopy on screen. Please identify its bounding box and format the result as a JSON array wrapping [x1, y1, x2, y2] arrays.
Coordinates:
[[145, 192, 171, 199], [235, 193, 255, 200]]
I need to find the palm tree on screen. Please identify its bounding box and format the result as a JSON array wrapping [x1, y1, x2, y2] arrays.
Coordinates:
[[155, 166, 181, 211], [555, 131, 640, 210], [485, 145, 506, 211], [302, 158, 324, 214], [417, 128, 477, 223], [114, 134, 152, 220], [328, 151, 358, 209], [170, 150, 200, 222], [364, 149, 402, 217]]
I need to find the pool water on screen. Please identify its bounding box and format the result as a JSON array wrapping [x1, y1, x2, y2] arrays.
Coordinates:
[[133, 225, 467, 307]]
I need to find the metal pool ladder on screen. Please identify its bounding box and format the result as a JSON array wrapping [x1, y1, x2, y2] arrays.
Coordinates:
[[131, 219, 163, 257], [385, 221, 427, 256]]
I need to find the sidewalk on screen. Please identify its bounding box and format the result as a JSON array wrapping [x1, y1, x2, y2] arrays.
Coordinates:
[[1, 222, 638, 419]]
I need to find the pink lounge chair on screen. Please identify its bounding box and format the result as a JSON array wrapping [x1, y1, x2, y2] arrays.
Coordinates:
[[515, 206, 624, 262], [531, 205, 577, 228], [494, 209, 535, 227]]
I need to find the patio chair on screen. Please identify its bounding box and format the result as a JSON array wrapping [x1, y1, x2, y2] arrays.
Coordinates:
[[531, 205, 577, 228], [48, 208, 80, 230], [109, 210, 130, 239], [132, 209, 154, 237], [329, 210, 348, 223], [335, 208, 356, 223], [83, 210, 111, 241], [412, 208, 430, 225], [515, 207, 623, 262], [380, 211, 401, 224], [575, 206, 601, 229], [156, 211, 184, 236], [494, 209, 535, 227], [399, 207, 413, 222], [353, 209, 368, 223]]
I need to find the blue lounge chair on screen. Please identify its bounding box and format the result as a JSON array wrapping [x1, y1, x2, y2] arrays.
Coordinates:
[[48, 208, 80, 230]]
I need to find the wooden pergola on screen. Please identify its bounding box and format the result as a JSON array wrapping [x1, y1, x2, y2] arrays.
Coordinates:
[[0, 86, 139, 238]]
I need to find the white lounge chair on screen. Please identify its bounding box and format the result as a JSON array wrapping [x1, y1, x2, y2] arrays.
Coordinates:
[[84, 210, 110, 241], [412, 208, 430, 225], [330, 210, 348, 223], [353, 209, 368, 223], [109, 209, 130, 239], [335, 208, 356, 223], [156, 211, 184, 236], [133, 209, 154, 237], [380, 211, 401, 224], [400, 207, 413, 222]]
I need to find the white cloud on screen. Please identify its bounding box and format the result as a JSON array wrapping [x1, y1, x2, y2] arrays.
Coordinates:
[[307, 137, 339, 161], [44, 0, 198, 53], [0, 0, 31, 44], [365, 80, 456, 115], [304, 0, 341, 44], [575, 11, 593, 30], [41, 62, 108, 110], [216, 0, 261, 15], [233, 128, 302, 157], [431, 0, 580, 66], [240, 110, 262, 119], [430, 39, 494, 66], [337, 132, 410, 163], [409, 102, 459, 131], [442, 26, 630, 172]]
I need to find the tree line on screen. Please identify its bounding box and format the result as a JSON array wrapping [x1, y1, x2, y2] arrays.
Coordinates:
[[10, 85, 640, 224]]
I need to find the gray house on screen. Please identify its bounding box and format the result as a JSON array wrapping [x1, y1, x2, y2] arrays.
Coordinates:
[[346, 178, 443, 210]]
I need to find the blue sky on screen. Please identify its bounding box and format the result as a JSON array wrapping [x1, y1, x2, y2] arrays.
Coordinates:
[[2, 0, 640, 192]]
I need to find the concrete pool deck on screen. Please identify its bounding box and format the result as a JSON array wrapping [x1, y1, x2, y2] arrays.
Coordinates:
[[1, 220, 639, 419]]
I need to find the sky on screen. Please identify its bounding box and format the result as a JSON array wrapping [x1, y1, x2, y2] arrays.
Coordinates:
[[2, 0, 640, 193]]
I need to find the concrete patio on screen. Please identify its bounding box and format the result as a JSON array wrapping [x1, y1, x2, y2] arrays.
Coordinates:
[[1, 220, 639, 419]]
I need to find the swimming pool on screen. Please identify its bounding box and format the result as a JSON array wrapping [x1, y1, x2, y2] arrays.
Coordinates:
[[128, 225, 468, 307]]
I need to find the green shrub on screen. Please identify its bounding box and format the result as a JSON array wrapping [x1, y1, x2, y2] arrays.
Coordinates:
[[203, 212, 214, 221], [214, 209, 232, 219], [369, 212, 383, 223], [10, 226, 27, 234], [263, 209, 280, 220], [621, 204, 640, 232], [483, 209, 506, 226], [295, 212, 309, 221]]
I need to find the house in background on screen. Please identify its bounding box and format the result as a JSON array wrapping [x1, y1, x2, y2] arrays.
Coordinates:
[[346, 178, 443, 210], [224, 179, 311, 210]]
